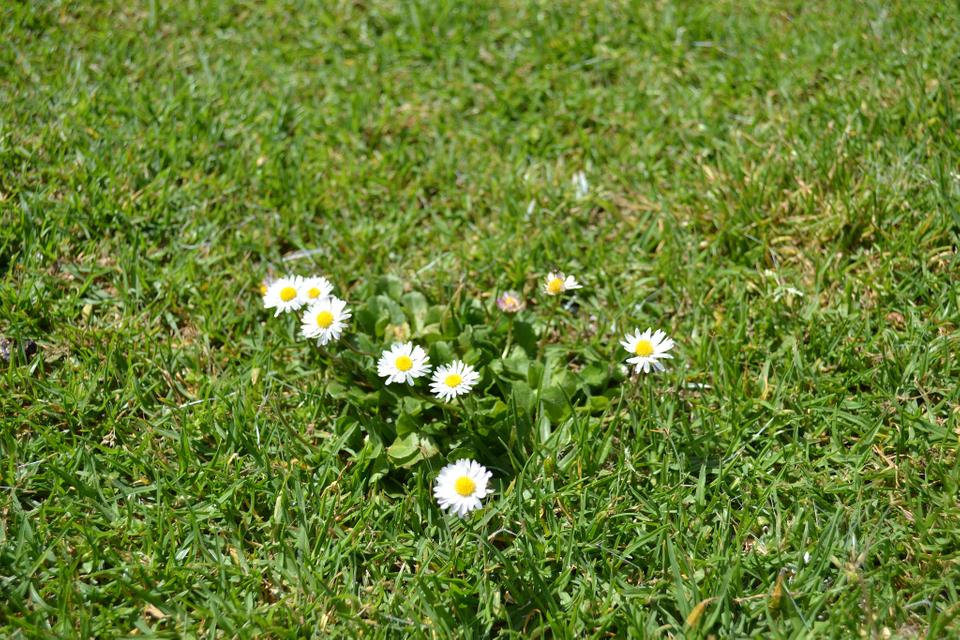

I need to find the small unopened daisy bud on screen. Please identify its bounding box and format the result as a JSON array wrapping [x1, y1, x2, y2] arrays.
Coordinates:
[[496, 291, 525, 313]]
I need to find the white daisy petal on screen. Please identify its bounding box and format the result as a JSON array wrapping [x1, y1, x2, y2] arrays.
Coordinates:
[[621, 327, 676, 375], [433, 459, 492, 518], [263, 276, 304, 316], [297, 275, 334, 305], [543, 271, 583, 296], [429, 360, 479, 402], [300, 296, 351, 346], [377, 342, 431, 385]]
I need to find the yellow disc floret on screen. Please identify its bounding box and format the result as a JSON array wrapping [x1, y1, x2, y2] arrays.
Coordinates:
[[454, 476, 476, 497], [307, 287, 321, 299], [634, 339, 654, 357], [316, 311, 334, 328], [444, 373, 463, 388], [280, 286, 297, 302], [547, 278, 564, 294], [395, 355, 413, 371]]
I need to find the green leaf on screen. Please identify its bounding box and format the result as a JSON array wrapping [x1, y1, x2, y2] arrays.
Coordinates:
[[513, 319, 538, 355], [376, 295, 407, 325], [395, 412, 419, 437], [578, 362, 609, 388], [582, 395, 610, 413], [425, 305, 445, 325], [354, 297, 380, 334], [502, 346, 530, 379], [417, 436, 440, 460], [387, 432, 421, 465], [472, 396, 503, 416], [540, 385, 572, 423], [376, 275, 404, 300], [510, 380, 535, 415], [354, 433, 384, 467], [440, 311, 460, 337], [429, 341, 455, 364], [527, 360, 545, 388], [418, 324, 443, 342], [401, 396, 425, 415], [463, 300, 486, 324], [402, 291, 430, 331]]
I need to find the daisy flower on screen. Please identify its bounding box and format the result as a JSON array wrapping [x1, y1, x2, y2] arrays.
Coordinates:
[[429, 360, 480, 402], [263, 275, 303, 316], [297, 275, 334, 305], [543, 271, 582, 296], [377, 342, 430, 385], [496, 291, 525, 313], [621, 328, 675, 373], [300, 296, 351, 346], [433, 459, 493, 518]]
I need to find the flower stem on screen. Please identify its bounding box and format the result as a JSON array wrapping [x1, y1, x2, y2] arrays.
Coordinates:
[[537, 298, 558, 359], [501, 316, 514, 358]]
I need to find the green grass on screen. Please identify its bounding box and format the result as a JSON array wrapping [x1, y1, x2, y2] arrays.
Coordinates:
[[3, 0, 960, 637]]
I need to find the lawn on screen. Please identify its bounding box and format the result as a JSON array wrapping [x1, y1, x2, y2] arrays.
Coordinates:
[[2, 0, 960, 637]]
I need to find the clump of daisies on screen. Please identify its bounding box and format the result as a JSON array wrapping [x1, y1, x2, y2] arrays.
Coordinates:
[[259, 265, 682, 522], [263, 273, 351, 347]]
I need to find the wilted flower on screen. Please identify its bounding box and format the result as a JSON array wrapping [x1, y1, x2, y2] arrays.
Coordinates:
[[496, 291, 525, 313]]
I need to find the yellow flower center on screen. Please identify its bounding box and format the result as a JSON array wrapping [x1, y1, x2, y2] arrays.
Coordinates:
[[280, 286, 297, 302], [316, 310, 334, 328], [504, 296, 517, 306], [259, 283, 268, 295], [395, 355, 413, 371], [307, 287, 321, 299], [547, 278, 564, 294], [444, 373, 463, 388], [454, 476, 476, 497], [634, 339, 654, 357]]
